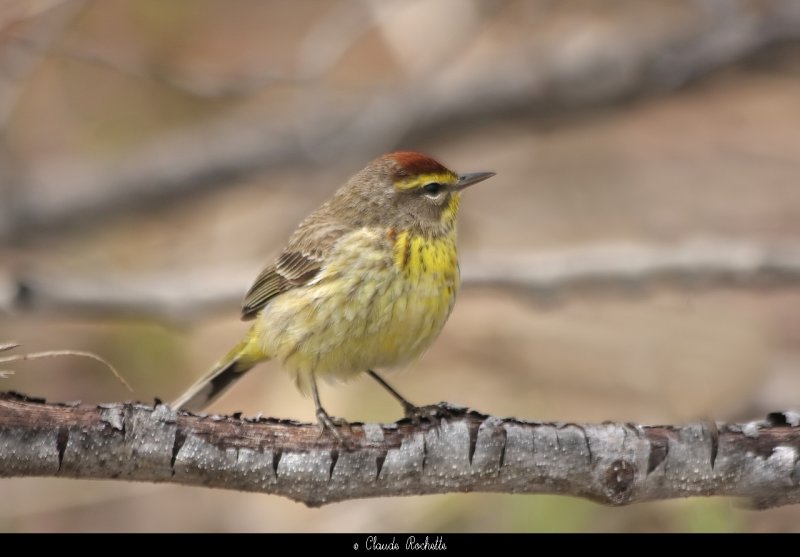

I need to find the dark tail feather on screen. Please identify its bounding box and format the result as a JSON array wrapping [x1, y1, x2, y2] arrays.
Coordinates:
[[171, 333, 265, 411]]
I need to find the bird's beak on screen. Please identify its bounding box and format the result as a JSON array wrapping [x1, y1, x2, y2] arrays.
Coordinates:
[[453, 171, 495, 191]]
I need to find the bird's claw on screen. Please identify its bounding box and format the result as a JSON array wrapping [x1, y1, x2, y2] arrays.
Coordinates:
[[402, 402, 453, 427], [315, 409, 350, 442]]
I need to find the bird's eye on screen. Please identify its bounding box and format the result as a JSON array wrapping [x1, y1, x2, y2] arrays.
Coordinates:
[[423, 182, 443, 196]]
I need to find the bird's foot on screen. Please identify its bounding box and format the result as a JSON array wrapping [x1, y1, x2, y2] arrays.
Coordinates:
[[315, 408, 350, 442], [402, 402, 454, 427]]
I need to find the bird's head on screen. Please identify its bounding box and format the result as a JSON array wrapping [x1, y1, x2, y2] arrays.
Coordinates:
[[332, 151, 495, 235]]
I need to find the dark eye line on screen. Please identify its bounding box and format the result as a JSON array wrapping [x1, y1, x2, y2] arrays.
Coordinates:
[[423, 182, 443, 195]]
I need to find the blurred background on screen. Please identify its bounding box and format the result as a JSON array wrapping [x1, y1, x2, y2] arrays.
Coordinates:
[[2, 0, 800, 532]]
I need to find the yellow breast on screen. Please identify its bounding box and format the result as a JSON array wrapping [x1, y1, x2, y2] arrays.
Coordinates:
[[256, 226, 459, 396]]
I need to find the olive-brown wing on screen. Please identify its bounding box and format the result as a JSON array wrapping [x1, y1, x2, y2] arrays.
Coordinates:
[[240, 219, 351, 320], [241, 251, 322, 320]]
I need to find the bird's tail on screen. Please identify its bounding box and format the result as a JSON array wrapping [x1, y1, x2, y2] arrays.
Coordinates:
[[171, 327, 268, 411]]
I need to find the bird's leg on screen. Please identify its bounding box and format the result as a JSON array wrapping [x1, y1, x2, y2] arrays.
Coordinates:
[[367, 369, 449, 424], [367, 369, 417, 414], [311, 374, 345, 441]]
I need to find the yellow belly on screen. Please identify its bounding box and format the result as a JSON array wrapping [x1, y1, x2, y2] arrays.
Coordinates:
[[255, 227, 459, 395]]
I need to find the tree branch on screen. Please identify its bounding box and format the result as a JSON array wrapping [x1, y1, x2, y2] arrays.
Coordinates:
[[1, 391, 799, 508], [3, 239, 799, 319]]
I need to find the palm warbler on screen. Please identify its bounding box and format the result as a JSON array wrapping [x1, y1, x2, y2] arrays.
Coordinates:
[[172, 152, 494, 431]]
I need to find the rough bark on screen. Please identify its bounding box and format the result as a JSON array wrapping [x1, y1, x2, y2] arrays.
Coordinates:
[[1, 391, 799, 509]]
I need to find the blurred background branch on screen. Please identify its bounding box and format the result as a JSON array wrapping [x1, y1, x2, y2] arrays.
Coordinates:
[[2, 239, 800, 320], [0, 1, 85, 240], [2, 0, 800, 240]]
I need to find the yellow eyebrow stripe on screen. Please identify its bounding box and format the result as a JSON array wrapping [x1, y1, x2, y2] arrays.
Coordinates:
[[393, 172, 457, 192]]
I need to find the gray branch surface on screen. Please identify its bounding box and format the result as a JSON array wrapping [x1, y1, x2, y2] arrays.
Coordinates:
[[2, 391, 799, 508]]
